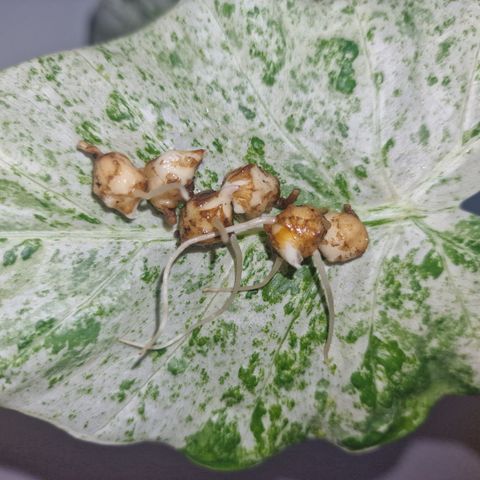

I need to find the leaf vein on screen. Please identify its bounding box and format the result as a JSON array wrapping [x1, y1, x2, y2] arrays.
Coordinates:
[[203, 0, 344, 200], [352, 4, 398, 199], [0, 148, 105, 225]]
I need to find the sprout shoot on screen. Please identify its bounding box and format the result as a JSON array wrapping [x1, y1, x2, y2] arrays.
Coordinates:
[[275, 188, 301, 210], [77, 141, 103, 158], [311, 249, 335, 362]]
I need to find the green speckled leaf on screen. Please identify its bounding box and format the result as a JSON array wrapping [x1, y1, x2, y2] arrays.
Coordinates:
[[1, 0, 479, 470]]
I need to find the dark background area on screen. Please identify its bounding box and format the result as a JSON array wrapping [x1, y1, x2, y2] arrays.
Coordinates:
[[0, 1, 479, 479], [1, 396, 480, 480]]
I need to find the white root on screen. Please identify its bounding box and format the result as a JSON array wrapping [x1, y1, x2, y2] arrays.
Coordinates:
[[203, 255, 284, 293], [195, 233, 243, 323], [212, 217, 230, 245], [120, 215, 275, 356], [122, 235, 241, 353], [124, 236, 242, 358], [132, 182, 190, 201], [312, 249, 335, 362]]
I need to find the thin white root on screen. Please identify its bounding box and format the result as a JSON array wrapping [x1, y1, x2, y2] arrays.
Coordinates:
[[118, 338, 146, 348], [120, 215, 274, 358], [122, 237, 242, 354], [199, 233, 243, 320], [123, 234, 243, 358], [203, 255, 284, 293], [312, 249, 335, 362], [133, 182, 190, 201], [213, 217, 230, 245]]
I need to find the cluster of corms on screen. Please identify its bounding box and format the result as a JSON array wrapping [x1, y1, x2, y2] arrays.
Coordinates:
[[77, 141, 369, 363]]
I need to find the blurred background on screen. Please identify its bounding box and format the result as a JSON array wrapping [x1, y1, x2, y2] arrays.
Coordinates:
[[0, 1, 479, 479]]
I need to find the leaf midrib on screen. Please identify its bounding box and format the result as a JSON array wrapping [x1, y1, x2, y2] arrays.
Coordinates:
[[0, 230, 175, 241], [0, 199, 464, 243]]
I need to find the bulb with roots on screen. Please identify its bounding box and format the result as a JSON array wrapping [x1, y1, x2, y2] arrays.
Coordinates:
[[122, 184, 241, 359], [178, 185, 238, 245], [108, 140, 369, 364], [223, 163, 300, 219], [264, 204, 335, 360], [77, 140, 355, 363], [121, 201, 370, 364], [223, 164, 280, 219], [143, 149, 205, 225], [77, 141, 192, 220]]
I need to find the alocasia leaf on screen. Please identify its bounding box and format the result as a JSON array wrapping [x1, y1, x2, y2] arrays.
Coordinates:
[[0, 0, 479, 469]]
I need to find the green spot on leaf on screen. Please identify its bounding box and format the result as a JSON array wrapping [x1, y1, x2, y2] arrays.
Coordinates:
[[167, 357, 188, 375], [77, 213, 101, 225], [45, 316, 101, 355], [381, 138, 395, 167], [418, 124, 430, 146], [436, 37, 454, 63], [17, 318, 57, 351], [141, 258, 160, 284], [38, 57, 61, 83], [285, 114, 306, 133], [250, 400, 267, 450], [311, 37, 359, 94], [341, 5, 354, 14], [220, 2, 235, 17], [106, 90, 142, 130], [212, 138, 224, 153], [2, 249, 17, 267], [75, 121, 102, 145], [238, 104, 256, 120], [441, 216, 480, 272], [238, 352, 261, 392], [169, 51, 183, 67], [374, 72, 384, 88], [462, 122, 480, 145], [248, 15, 286, 86], [115, 379, 136, 403], [243, 137, 277, 176], [419, 250, 444, 279], [334, 173, 350, 200], [184, 414, 243, 469], [354, 165, 368, 179], [136, 134, 162, 162], [221, 386, 244, 406]]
